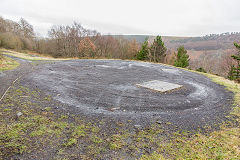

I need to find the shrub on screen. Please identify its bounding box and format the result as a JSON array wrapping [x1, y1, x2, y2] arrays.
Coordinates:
[[196, 67, 207, 73], [174, 45, 189, 68]]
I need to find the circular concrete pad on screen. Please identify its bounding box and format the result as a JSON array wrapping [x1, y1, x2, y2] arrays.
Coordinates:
[[21, 59, 233, 129]]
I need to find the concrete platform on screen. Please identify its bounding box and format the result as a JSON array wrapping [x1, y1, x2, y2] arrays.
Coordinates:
[[136, 80, 182, 92]]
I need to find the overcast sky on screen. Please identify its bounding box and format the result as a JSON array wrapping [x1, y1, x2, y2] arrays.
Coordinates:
[[1, 0, 240, 37]]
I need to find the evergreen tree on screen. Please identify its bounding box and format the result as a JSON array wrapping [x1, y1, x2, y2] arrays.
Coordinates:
[[136, 40, 148, 60], [149, 36, 167, 63], [228, 42, 240, 81], [174, 45, 190, 68], [228, 65, 235, 80]]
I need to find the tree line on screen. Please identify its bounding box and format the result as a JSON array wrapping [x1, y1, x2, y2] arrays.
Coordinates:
[[0, 17, 35, 51], [0, 17, 140, 59]]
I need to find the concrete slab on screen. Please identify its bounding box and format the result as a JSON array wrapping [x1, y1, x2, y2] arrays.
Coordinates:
[[136, 80, 182, 92], [162, 69, 180, 74]]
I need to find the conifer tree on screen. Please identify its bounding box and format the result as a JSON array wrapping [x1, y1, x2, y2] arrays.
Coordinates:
[[149, 36, 167, 63], [136, 40, 148, 60], [228, 42, 240, 81], [228, 65, 235, 80], [174, 45, 189, 68]]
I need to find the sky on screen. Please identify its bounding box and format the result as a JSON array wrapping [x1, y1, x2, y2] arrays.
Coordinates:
[[1, 0, 240, 37]]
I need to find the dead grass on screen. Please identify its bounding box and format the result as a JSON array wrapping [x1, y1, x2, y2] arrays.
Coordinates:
[[0, 49, 72, 61], [0, 55, 19, 71]]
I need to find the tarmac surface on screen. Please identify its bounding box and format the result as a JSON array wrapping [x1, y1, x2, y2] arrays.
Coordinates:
[[1, 58, 234, 130]]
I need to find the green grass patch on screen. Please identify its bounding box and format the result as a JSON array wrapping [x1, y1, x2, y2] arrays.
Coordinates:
[[109, 134, 125, 150], [0, 54, 19, 71], [63, 138, 77, 147]]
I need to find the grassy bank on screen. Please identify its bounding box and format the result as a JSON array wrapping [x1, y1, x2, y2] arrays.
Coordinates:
[[0, 55, 19, 71], [0, 49, 72, 61]]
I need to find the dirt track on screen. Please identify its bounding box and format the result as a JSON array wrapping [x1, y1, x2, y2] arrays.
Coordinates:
[[3, 58, 229, 131]]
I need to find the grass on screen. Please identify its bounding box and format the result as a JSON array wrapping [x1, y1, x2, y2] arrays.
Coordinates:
[[0, 49, 71, 61], [0, 86, 89, 158], [0, 54, 19, 71], [109, 134, 125, 150], [0, 84, 164, 159], [140, 152, 165, 160]]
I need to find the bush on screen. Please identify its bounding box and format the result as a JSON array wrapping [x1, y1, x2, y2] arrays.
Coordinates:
[[196, 67, 207, 73]]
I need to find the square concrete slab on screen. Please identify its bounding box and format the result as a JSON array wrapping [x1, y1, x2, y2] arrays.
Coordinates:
[[136, 80, 182, 92], [162, 69, 180, 74]]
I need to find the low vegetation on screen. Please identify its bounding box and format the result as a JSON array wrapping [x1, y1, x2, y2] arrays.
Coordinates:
[[196, 67, 207, 73], [0, 49, 70, 61], [0, 54, 19, 71]]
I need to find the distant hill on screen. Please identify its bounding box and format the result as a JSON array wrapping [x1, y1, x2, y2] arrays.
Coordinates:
[[163, 32, 240, 50], [111, 35, 151, 43], [112, 32, 240, 51], [111, 35, 189, 44]]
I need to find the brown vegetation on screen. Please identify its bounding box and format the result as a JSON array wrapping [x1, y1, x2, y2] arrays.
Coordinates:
[[0, 17, 35, 51], [0, 17, 140, 59]]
